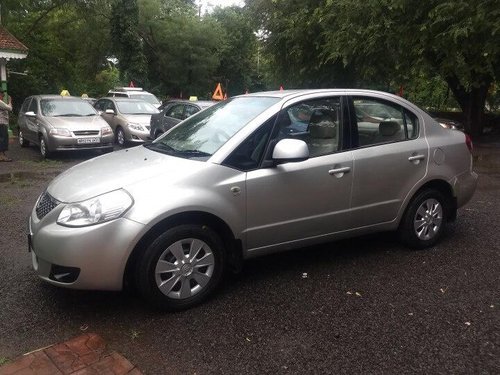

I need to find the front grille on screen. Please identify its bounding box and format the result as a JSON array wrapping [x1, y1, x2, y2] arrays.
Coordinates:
[[36, 192, 60, 220], [73, 130, 99, 136]]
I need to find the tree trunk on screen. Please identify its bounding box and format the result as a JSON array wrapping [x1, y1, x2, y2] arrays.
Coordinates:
[[445, 74, 491, 136]]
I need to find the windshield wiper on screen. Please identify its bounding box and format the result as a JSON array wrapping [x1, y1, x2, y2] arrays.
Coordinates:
[[53, 113, 83, 117], [144, 142, 177, 155], [176, 149, 211, 157]]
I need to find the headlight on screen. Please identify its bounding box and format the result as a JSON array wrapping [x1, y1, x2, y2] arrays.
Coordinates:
[[101, 126, 113, 136], [128, 122, 145, 131], [49, 128, 72, 137], [57, 189, 133, 227]]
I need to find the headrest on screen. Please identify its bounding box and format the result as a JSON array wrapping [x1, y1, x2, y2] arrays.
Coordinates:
[[379, 121, 400, 136], [308, 109, 337, 139]]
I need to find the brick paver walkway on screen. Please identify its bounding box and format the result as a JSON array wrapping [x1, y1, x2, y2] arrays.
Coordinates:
[[0, 333, 142, 375]]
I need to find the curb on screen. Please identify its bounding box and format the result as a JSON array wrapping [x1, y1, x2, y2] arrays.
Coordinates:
[[0, 333, 142, 375]]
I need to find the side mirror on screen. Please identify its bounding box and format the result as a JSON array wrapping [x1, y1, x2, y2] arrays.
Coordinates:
[[25, 111, 36, 117], [272, 139, 309, 164], [105, 109, 116, 115]]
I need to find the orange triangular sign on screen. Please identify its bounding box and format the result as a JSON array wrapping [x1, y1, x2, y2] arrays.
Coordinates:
[[279, 85, 284, 91], [223, 93, 227, 100], [212, 83, 224, 100], [129, 81, 135, 87]]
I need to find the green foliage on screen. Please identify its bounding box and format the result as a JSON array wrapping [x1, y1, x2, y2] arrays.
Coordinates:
[[111, 0, 148, 86]]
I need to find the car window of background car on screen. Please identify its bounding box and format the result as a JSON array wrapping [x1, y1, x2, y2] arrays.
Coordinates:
[[28, 98, 38, 114], [352, 97, 418, 147], [184, 105, 200, 118], [165, 104, 185, 119], [154, 96, 280, 156], [117, 101, 158, 115], [276, 97, 342, 158], [131, 93, 160, 106], [21, 97, 32, 113], [40, 99, 97, 117]]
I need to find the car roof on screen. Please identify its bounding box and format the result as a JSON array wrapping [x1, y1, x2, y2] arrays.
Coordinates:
[[98, 97, 148, 102], [239, 89, 401, 100], [32, 95, 86, 100]]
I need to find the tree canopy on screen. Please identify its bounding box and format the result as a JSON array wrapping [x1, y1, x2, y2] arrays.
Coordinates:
[[1, 0, 499, 135]]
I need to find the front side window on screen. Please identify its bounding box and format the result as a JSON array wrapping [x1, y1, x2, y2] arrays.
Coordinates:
[[40, 99, 97, 117], [146, 96, 280, 160], [165, 104, 185, 119], [353, 97, 419, 147], [28, 98, 38, 114], [275, 97, 342, 158], [21, 98, 32, 113]]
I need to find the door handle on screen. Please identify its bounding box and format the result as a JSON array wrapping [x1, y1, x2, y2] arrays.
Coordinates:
[[329, 166, 351, 176], [408, 155, 425, 162]]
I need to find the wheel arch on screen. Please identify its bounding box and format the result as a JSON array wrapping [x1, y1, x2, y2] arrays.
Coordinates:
[[401, 179, 457, 227], [123, 210, 242, 289]]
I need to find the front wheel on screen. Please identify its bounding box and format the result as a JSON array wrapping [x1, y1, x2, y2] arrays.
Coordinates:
[[399, 189, 448, 249], [19, 130, 29, 147], [116, 127, 126, 147], [40, 137, 51, 159], [135, 224, 226, 311]]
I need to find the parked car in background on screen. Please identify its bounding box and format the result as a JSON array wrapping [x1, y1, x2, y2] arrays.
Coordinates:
[[94, 97, 159, 146], [28, 89, 477, 311], [17, 95, 114, 158], [106, 87, 162, 108], [150, 99, 215, 139]]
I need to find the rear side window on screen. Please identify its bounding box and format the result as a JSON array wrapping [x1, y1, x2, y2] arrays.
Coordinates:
[[352, 97, 419, 147], [165, 104, 185, 119]]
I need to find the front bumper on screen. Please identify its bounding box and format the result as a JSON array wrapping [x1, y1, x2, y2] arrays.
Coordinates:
[[126, 127, 150, 142], [48, 134, 115, 151], [29, 205, 146, 291]]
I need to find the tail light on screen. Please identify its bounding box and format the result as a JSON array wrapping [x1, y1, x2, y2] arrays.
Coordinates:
[[465, 133, 473, 153]]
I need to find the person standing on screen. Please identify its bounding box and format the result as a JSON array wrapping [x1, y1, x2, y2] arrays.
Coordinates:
[[0, 89, 13, 162]]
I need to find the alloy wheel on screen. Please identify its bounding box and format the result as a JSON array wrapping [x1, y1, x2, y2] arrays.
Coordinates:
[[413, 198, 443, 241], [154, 238, 215, 299]]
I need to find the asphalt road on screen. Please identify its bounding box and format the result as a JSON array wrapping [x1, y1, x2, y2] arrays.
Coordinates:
[[1, 138, 499, 374]]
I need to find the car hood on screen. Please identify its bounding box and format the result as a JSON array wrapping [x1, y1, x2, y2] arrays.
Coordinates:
[[47, 146, 206, 203], [122, 114, 152, 127], [46, 115, 108, 129]]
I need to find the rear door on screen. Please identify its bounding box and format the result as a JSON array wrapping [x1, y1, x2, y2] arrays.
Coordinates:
[[348, 95, 428, 227]]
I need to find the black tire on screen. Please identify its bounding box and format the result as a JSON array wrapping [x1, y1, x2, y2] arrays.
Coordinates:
[[135, 224, 226, 311], [19, 130, 29, 147], [39, 137, 51, 159], [399, 188, 448, 249], [116, 127, 126, 147]]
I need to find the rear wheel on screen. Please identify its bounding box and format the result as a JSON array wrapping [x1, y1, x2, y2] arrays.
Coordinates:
[[18, 130, 29, 147], [399, 189, 448, 249], [135, 224, 226, 311]]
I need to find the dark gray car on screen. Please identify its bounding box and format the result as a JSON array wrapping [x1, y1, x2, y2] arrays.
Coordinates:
[[150, 100, 215, 139]]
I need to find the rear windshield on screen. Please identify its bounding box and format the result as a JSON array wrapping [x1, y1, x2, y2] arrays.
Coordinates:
[[129, 93, 161, 105]]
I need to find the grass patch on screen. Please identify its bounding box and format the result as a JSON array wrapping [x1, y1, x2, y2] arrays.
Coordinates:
[[20, 159, 64, 169], [0, 357, 9, 366]]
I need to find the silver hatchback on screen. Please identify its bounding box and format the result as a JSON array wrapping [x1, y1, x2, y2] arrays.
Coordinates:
[[28, 89, 478, 310], [17, 95, 114, 158]]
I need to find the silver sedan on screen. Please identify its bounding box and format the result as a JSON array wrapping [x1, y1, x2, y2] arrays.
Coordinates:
[[28, 89, 478, 310]]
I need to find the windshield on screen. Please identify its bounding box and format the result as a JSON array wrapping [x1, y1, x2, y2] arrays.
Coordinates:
[[146, 96, 280, 159], [130, 93, 160, 105], [41, 99, 97, 117], [116, 101, 159, 115]]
